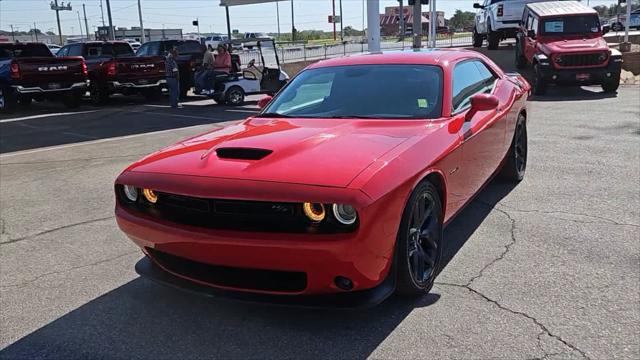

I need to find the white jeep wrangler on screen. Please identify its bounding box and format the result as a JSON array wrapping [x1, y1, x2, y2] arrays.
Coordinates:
[[473, 0, 549, 49]]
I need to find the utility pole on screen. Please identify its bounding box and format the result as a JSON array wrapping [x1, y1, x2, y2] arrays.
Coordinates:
[[399, 0, 404, 41], [83, 4, 90, 41], [99, 0, 105, 27], [624, 0, 631, 44], [291, 0, 295, 42], [10, 24, 15, 41], [77, 11, 84, 39], [34, 22, 39, 41], [431, 0, 437, 47], [105, 0, 114, 40], [50, 0, 72, 45], [339, 0, 344, 41], [412, 0, 421, 48], [367, 0, 380, 52], [0, 0, 3, 34], [137, 0, 145, 43], [332, 0, 337, 41], [225, 6, 231, 40], [276, 1, 281, 39]]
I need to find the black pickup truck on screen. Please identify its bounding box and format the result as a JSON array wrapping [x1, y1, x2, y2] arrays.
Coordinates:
[[58, 41, 165, 105], [1, 42, 87, 112]]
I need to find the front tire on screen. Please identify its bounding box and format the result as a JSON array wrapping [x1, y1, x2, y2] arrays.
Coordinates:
[[500, 113, 527, 182], [515, 43, 527, 69], [396, 181, 443, 296], [487, 25, 500, 50], [225, 86, 245, 106], [532, 63, 547, 96], [601, 77, 620, 93]]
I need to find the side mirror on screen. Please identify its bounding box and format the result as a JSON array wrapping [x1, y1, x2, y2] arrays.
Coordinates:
[[465, 93, 499, 122], [257, 95, 273, 109], [473, 3, 483, 9], [602, 24, 610, 35], [527, 29, 536, 39]]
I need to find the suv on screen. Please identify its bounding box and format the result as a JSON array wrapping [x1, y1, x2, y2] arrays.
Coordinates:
[[610, 9, 640, 31], [473, 0, 549, 49], [515, 1, 622, 95], [1, 42, 87, 112], [58, 41, 166, 104]]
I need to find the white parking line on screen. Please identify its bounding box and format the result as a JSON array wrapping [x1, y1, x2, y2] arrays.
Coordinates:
[[130, 110, 217, 120], [0, 110, 100, 124]]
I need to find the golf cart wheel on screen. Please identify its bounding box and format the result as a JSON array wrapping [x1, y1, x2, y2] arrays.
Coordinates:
[[225, 86, 245, 106], [472, 28, 483, 48], [396, 181, 443, 296], [212, 94, 226, 105]]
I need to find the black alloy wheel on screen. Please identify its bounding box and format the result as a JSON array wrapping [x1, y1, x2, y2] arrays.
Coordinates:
[[501, 113, 527, 182], [396, 181, 443, 296]]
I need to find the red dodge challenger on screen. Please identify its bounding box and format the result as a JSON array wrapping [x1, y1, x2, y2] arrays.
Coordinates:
[[115, 49, 530, 307]]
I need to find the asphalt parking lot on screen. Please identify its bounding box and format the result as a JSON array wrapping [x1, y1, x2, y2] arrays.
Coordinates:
[[1, 49, 639, 359]]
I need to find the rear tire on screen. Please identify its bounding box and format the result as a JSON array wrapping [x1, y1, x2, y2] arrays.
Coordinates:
[[62, 91, 82, 108], [0, 87, 16, 113], [500, 113, 527, 182], [532, 64, 547, 96], [89, 81, 108, 106], [144, 87, 162, 101], [472, 28, 483, 48], [17, 96, 32, 107], [396, 181, 443, 296], [225, 86, 245, 106], [212, 94, 226, 105], [487, 25, 500, 50]]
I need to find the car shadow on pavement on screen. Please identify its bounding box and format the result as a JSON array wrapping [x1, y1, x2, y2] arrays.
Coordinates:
[[0, 180, 516, 359]]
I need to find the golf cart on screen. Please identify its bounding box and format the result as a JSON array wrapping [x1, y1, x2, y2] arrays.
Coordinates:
[[196, 38, 289, 106]]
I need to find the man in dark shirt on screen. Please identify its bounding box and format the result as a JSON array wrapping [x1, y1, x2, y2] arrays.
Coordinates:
[[165, 47, 181, 108]]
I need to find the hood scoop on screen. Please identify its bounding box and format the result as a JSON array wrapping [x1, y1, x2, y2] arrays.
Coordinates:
[[215, 147, 273, 160]]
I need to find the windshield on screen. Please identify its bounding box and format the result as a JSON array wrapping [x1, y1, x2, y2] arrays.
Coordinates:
[[541, 15, 601, 35], [262, 64, 443, 119]]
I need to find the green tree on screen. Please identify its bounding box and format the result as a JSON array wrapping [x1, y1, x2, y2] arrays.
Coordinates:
[[449, 10, 476, 30]]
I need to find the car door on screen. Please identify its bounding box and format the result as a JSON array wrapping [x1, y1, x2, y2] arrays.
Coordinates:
[[524, 14, 538, 61], [476, 0, 491, 33], [452, 59, 507, 202]]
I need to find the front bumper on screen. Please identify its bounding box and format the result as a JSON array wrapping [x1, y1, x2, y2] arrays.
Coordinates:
[[538, 59, 623, 86], [109, 79, 166, 89], [12, 81, 88, 94]]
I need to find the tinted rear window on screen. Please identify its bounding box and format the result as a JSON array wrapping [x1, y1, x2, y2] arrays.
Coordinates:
[[0, 44, 53, 59], [86, 43, 134, 58]]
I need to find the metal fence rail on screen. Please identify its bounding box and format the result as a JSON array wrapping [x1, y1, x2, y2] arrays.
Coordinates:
[[237, 33, 473, 65]]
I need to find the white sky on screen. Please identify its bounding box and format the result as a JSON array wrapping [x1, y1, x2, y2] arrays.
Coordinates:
[[0, 0, 623, 35]]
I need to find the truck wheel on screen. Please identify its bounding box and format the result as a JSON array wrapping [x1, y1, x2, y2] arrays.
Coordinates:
[[17, 96, 32, 107], [225, 86, 245, 106], [472, 28, 483, 48], [601, 76, 620, 93], [0, 87, 17, 113], [487, 26, 500, 50], [144, 88, 162, 101], [62, 91, 82, 109], [532, 64, 547, 96], [90, 82, 108, 106], [515, 45, 527, 69], [612, 22, 624, 31]]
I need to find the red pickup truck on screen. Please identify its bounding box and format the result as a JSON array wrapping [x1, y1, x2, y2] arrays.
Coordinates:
[[515, 1, 623, 95], [57, 41, 165, 105], [1, 42, 87, 112]]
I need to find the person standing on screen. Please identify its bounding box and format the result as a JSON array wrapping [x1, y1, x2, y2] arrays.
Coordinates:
[[165, 47, 181, 108]]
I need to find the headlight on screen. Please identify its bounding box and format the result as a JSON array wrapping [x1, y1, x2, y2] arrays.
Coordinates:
[[332, 204, 357, 225], [303, 202, 325, 222], [123, 185, 138, 202], [142, 188, 158, 204]]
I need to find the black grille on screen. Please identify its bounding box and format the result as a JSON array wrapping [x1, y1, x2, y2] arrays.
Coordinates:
[[147, 248, 307, 292], [216, 147, 272, 160], [558, 53, 607, 67]]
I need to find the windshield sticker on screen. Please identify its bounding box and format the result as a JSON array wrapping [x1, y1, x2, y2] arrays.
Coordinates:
[[545, 21, 564, 33], [417, 99, 428, 108]]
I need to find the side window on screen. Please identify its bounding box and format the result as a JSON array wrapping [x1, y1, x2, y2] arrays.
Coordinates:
[[67, 44, 82, 56], [148, 42, 161, 55], [531, 17, 539, 33], [526, 15, 534, 30], [452, 60, 497, 113], [57, 46, 69, 57], [136, 43, 148, 56]]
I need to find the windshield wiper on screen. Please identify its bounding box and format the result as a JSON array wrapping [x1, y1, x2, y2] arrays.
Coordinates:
[[258, 112, 293, 118]]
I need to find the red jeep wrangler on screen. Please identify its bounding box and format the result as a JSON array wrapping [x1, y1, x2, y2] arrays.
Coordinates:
[[515, 1, 623, 95]]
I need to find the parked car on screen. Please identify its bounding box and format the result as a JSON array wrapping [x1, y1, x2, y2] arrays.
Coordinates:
[[204, 35, 229, 50], [515, 1, 622, 95], [473, 0, 549, 49], [136, 39, 204, 98], [115, 49, 531, 307], [244, 32, 272, 49], [46, 43, 62, 55], [123, 38, 142, 52], [58, 41, 166, 105], [610, 9, 640, 31], [0, 42, 87, 112]]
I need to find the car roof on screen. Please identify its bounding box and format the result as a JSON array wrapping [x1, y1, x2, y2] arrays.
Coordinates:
[[527, 1, 597, 17], [306, 49, 481, 69]]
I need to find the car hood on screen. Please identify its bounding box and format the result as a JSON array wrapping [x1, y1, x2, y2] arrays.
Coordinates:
[[127, 117, 429, 188], [540, 36, 609, 54]]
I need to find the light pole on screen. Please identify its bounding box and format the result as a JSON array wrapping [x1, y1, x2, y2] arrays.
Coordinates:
[[291, 0, 295, 42], [77, 11, 84, 39], [332, 0, 337, 41], [367, 0, 380, 52], [105, 0, 114, 40], [412, 0, 421, 48], [50, 0, 72, 45], [138, 0, 145, 43], [339, 0, 344, 41], [276, 1, 281, 39], [83, 4, 90, 41]]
